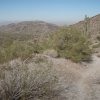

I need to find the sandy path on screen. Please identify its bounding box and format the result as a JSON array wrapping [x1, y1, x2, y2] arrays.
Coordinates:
[[39, 54, 100, 100], [78, 55, 100, 100], [47, 55, 100, 100]]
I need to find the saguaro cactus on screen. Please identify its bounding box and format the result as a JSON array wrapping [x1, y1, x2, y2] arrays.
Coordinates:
[[84, 15, 90, 36]]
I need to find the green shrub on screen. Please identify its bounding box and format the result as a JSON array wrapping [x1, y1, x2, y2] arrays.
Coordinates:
[[44, 28, 92, 62], [97, 35, 100, 41], [0, 38, 46, 63], [0, 28, 92, 63], [0, 41, 34, 63]]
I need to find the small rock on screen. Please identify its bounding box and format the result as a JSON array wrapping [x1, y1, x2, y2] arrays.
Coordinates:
[[43, 49, 58, 58]]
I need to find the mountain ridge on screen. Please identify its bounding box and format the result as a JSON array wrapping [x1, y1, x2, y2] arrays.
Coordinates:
[[0, 21, 59, 35]]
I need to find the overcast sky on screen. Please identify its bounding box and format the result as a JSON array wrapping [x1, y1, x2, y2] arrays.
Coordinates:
[[0, 0, 99, 25]]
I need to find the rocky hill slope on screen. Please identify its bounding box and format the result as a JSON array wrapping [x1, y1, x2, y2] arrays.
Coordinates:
[[71, 14, 100, 42]]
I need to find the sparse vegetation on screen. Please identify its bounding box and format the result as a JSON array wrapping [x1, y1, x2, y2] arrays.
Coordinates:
[[0, 41, 35, 63], [0, 59, 63, 100], [43, 28, 92, 62], [0, 14, 99, 100], [97, 35, 100, 41], [0, 27, 92, 63]]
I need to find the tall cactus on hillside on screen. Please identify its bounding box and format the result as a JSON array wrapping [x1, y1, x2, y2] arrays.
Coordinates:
[[84, 15, 90, 36]]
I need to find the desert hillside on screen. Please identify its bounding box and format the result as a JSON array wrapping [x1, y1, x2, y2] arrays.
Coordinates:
[[0, 14, 100, 100], [0, 0, 99, 99], [71, 14, 100, 42]]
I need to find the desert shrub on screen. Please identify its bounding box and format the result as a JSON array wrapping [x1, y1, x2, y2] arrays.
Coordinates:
[[0, 39, 46, 63], [97, 35, 100, 41], [44, 28, 92, 62], [0, 28, 92, 63], [92, 43, 100, 48], [0, 41, 34, 63], [0, 60, 63, 100]]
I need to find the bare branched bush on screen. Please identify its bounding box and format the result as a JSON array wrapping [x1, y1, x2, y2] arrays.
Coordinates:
[[0, 59, 63, 100]]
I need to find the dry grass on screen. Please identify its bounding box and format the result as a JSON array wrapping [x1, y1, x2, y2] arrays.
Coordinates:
[[0, 58, 64, 100], [0, 54, 100, 100]]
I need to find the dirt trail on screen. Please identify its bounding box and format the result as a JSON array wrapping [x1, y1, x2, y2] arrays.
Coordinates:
[[85, 55, 100, 70], [44, 55, 100, 100], [43, 55, 85, 100], [78, 55, 100, 100]]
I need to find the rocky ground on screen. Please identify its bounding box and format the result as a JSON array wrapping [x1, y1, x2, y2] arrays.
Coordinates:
[[41, 54, 100, 100], [0, 53, 100, 100]]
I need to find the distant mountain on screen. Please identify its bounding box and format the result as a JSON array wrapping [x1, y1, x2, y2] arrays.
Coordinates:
[[0, 21, 14, 26], [0, 21, 59, 36], [0, 21, 59, 44], [71, 14, 100, 42]]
